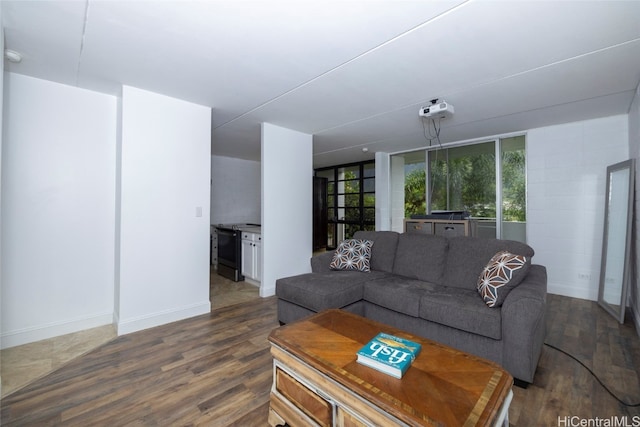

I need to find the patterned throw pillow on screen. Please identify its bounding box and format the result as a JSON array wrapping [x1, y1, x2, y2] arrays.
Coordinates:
[[329, 239, 374, 272], [477, 251, 530, 308]]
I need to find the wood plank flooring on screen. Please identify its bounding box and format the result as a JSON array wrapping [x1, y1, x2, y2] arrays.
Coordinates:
[[0, 270, 256, 399], [0, 325, 117, 398], [2, 294, 639, 426], [510, 294, 640, 425]]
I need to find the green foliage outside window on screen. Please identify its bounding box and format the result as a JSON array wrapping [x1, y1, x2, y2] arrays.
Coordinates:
[[402, 141, 526, 222], [501, 149, 526, 222], [404, 168, 426, 216], [431, 151, 497, 218]]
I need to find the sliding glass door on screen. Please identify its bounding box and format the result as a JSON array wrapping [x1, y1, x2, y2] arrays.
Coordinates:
[[392, 135, 526, 242], [429, 141, 496, 237], [499, 136, 526, 241]]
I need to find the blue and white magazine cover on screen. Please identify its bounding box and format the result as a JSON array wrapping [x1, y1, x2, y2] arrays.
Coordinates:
[[356, 332, 422, 378]]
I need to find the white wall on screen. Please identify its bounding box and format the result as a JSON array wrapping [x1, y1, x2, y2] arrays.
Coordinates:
[[210, 155, 260, 225], [375, 152, 391, 231], [628, 84, 640, 333], [390, 154, 407, 233], [528, 115, 629, 301], [1, 73, 117, 348], [261, 123, 312, 297], [1, 5, 5, 355], [116, 86, 211, 334]]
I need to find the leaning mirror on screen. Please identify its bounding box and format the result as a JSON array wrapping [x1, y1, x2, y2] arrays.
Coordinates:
[[597, 159, 635, 323]]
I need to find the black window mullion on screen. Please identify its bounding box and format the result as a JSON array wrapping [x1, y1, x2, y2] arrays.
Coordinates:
[[315, 160, 375, 243]]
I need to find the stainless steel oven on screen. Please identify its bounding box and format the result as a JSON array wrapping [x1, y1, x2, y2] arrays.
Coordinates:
[[216, 226, 244, 282]]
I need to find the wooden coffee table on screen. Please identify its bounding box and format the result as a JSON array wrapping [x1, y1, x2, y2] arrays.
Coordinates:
[[268, 309, 513, 427]]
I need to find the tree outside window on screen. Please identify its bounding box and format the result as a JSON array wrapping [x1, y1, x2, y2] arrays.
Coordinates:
[[394, 135, 526, 241]]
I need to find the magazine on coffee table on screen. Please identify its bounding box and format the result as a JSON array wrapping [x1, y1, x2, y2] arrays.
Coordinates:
[[356, 332, 422, 378]]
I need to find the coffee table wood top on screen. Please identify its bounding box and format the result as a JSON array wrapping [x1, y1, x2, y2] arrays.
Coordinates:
[[269, 309, 513, 426]]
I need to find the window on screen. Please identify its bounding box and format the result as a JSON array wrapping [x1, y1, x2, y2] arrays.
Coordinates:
[[316, 161, 375, 249], [391, 135, 526, 242], [429, 141, 496, 217], [392, 151, 426, 217], [500, 136, 526, 241]]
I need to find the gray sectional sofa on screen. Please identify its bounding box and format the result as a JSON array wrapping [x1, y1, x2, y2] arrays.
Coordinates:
[[275, 230, 547, 385]]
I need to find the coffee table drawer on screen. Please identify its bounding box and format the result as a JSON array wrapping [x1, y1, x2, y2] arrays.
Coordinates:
[[336, 406, 369, 427], [275, 366, 332, 426]]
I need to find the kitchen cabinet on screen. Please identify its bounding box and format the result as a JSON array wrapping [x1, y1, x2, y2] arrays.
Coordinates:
[[241, 231, 262, 285]]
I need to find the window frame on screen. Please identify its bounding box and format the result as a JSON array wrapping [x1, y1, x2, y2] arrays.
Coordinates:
[[395, 133, 526, 241], [315, 160, 375, 249]]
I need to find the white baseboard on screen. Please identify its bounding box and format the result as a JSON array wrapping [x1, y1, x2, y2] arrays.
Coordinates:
[[1, 312, 113, 350], [547, 282, 598, 301], [116, 300, 211, 335], [244, 278, 260, 287], [260, 284, 275, 297]]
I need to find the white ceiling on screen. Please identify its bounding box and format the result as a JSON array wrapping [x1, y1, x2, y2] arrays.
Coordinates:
[[3, 1, 640, 168]]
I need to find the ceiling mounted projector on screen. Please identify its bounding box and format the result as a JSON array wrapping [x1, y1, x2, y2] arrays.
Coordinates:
[[419, 100, 454, 118]]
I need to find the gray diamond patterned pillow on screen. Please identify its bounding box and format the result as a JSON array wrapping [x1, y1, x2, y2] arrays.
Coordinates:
[[329, 239, 374, 272], [477, 251, 530, 307]]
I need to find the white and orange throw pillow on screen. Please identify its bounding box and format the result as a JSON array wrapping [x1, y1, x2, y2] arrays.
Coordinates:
[[477, 251, 529, 307]]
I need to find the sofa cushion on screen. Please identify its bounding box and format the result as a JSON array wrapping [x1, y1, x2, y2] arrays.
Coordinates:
[[363, 276, 438, 317], [353, 231, 399, 273], [419, 286, 502, 340], [276, 271, 390, 312], [477, 251, 530, 307], [329, 239, 373, 272], [392, 233, 448, 284], [443, 236, 534, 291]]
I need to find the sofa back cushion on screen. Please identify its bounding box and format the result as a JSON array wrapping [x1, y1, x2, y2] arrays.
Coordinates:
[[392, 233, 448, 283], [353, 231, 399, 273], [443, 236, 534, 290]]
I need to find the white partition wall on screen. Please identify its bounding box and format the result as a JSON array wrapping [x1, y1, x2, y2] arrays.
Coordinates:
[[1, 74, 117, 347], [390, 155, 407, 233], [116, 86, 211, 334], [375, 152, 391, 231], [261, 123, 313, 297]]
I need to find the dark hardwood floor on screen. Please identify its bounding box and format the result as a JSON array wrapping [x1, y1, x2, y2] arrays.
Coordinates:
[[2, 294, 639, 426], [510, 294, 640, 425]]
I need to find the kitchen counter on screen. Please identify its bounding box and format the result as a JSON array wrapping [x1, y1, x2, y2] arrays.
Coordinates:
[[240, 226, 261, 234], [216, 223, 261, 233]]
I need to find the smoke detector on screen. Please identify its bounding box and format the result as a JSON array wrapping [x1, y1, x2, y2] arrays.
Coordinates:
[[4, 49, 22, 63]]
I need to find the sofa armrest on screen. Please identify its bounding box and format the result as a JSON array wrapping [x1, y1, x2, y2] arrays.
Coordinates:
[[310, 251, 334, 273], [503, 264, 547, 305], [500, 264, 547, 383]]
